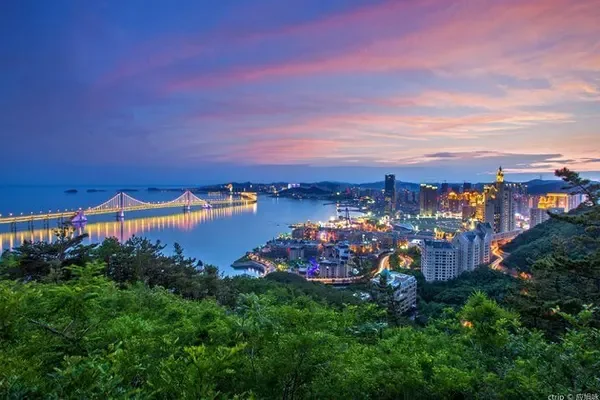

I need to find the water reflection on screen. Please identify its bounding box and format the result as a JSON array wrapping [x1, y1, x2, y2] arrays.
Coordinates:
[[0, 203, 257, 251]]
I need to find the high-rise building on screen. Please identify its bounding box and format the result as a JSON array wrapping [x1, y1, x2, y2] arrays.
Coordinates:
[[371, 270, 417, 313], [448, 192, 462, 213], [453, 231, 481, 274], [530, 207, 565, 228], [421, 239, 457, 282], [440, 182, 449, 194], [384, 174, 396, 214], [462, 205, 476, 221], [453, 222, 493, 274], [485, 167, 516, 233], [419, 184, 438, 216], [537, 193, 583, 212], [530, 208, 550, 228], [463, 182, 472, 191]]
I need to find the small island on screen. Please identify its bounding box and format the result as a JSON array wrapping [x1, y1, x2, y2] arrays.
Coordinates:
[[64, 189, 78, 194]]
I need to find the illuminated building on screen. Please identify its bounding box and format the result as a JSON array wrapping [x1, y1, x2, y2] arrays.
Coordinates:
[[448, 191, 462, 213], [453, 222, 493, 274], [419, 184, 438, 216], [384, 174, 396, 214], [319, 241, 352, 278], [484, 167, 516, 233], [421, 239, 457, 282], [462, 205, 476, 221], [537, 193, 583, 212]]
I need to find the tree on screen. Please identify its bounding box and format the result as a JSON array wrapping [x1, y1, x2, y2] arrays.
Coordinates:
[[518, 168, 600, 335], [2, 224, 93, 282]]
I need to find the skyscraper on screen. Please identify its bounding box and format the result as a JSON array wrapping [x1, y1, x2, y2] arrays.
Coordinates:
[[530, 207, 550, 228], [419, 184, 438, 216], [485, 167, 516, 233], [384, 174, 396, 214]]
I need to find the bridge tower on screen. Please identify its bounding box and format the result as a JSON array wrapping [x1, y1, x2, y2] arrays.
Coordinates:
[[184, 190, 191, 213], [116, 192, 125, 220]]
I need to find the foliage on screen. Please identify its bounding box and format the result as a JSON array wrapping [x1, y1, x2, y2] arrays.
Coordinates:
[[1, 271, 599, 398], [1, 167, 599, 397], [511, 168, 600, 337]]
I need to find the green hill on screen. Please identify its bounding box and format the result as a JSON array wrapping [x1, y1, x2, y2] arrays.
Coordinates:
[[502, 211, 585, 271]]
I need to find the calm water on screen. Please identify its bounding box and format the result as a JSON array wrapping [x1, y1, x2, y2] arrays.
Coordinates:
[[0, 186, 337, 275]]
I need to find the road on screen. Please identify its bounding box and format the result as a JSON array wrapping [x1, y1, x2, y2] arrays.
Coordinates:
[[490, 244, 531, 280], [375, 251, 413, 276]]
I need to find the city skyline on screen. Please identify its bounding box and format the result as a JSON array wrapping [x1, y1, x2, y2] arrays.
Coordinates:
[[2, 0, 600, 184]]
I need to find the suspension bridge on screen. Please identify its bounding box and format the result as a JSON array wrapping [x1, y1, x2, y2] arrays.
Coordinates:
[[0, 190, 257, 230]]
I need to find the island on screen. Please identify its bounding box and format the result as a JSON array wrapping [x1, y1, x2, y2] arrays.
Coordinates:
[[64, 189, 78, 194], [86, 189, 107, 193]]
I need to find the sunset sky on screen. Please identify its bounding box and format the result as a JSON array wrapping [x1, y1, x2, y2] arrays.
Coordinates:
[[1, 0, 599, 184]]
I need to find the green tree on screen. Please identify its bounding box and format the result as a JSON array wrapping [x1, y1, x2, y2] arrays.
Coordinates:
[[517, 168, 600, 335]]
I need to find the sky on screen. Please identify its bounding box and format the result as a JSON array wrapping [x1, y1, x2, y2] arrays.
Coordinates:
[[1, 0, 599, 185]]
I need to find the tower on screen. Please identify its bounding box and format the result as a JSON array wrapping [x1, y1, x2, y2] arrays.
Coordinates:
[[485, 166, 515, 233], [496, 166, 504, 184], [419, 184, 438, 216], [384, 174, 396, 214]]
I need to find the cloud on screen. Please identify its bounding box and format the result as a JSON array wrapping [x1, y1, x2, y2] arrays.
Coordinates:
[[164, 0, 600, 92], [422, 151, 506, 160]]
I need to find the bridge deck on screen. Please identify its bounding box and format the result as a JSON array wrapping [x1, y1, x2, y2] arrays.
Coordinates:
[[0, 195, 256, 225]]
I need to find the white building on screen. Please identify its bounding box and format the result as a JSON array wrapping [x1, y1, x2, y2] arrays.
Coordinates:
[[421, 239, 457, 282], [453, 231, 481, 274], [319, 241, 352, 278], [371, 269, 417, 313], [453, 222, 493, 274]]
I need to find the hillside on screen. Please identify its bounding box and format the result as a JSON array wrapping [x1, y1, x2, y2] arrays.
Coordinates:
[[502, 210, 585, 271], [358, 181, 421, 191]]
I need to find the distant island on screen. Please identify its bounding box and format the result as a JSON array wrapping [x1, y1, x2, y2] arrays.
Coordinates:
[[117, 189, 139, 193], [147, 187, 185, 193], [64, 189, 78, 194], [86, 189, 107, 193]]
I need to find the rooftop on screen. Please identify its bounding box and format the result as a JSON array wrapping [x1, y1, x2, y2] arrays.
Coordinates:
[[423, 239, 455, 249], [372, 269, 417, 290]]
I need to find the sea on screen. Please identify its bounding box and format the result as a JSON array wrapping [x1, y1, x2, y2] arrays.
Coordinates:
[[0, 185, 338, 276]]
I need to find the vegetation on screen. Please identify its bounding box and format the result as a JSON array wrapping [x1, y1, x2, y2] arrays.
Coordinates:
[[502, 215, 584, 271], [388, 246, 421, 270], [0, 168, 598, 398], [512, 168, 600, 337]]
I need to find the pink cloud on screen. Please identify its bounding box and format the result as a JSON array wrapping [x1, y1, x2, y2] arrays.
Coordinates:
[[98, 1, 423, 87], [166, 0, 600, 91]]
